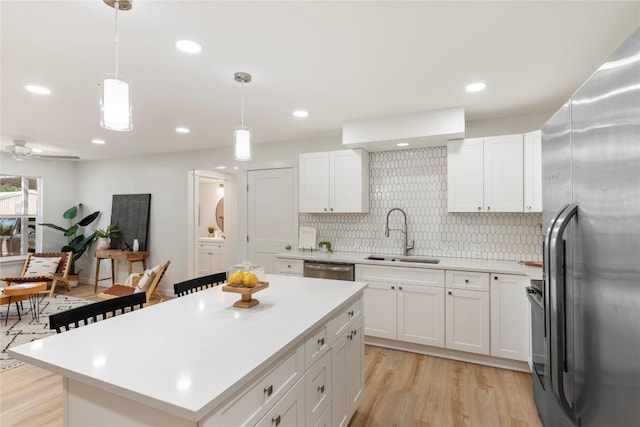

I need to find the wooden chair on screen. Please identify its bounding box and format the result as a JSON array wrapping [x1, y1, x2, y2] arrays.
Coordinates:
[[98, 260, 170, 305], [49, 292, 146, 333], [0, 252, 72, 297], [173, 272, 227, 297]]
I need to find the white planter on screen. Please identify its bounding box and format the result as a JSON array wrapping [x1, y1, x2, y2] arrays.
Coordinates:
[[96, 237, 110, 250]]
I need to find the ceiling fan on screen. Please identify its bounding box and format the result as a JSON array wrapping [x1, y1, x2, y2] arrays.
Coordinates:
[[2, 140, 80, 161]]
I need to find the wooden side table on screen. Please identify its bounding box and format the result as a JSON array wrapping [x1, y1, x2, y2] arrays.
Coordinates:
[[94, 250, 149, 293], [2, 282, 47, 325]]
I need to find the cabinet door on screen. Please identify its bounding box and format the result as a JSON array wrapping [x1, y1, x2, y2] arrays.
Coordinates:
[[330, 149, 369, 213], [345, 316, 364, 421], [445, 289, 490, 355], [299, 152, 330, 213], [397, 284, 445, 347], [523, 130, 542, 212], [483, 134, 524, 212], [255, 378, 305, 427], [198, 247, 212, 275], [331, 332, 348, 427], [363, 282, 397, 340], [211, 244, 225, 273], [490, 274, 530, 361], [447, 138, 484, 212]]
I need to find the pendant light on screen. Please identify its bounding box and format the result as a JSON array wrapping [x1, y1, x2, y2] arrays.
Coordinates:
[[100, 0, 133, 131], [234, 72, 252, 161]]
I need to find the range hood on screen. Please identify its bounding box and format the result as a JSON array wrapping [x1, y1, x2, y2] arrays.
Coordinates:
[[342, 107, 465, 151]]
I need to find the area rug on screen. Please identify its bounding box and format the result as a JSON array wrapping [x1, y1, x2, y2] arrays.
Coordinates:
[[1, 294, 90, 371]]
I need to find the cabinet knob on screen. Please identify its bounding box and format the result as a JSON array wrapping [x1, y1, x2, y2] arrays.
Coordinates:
[[352, 329, 357, 336], [494, 276, 498, 280], [477, 206, 481, 210], [391, 285, 395, 290], [272, 415, 281, 426], [348, 310, 354, 317], [287, 264, 291, 268], [285, 244, 291, 250], [487, 206, 491, 210], [324, 208, 328, 212], [330, 208, 333, 211], [464, 279, 469, 283], [399, 286, 403, 291], [448, 291, 452, 295], [317, 337, 325, 346], [264, 384, 273, 396], [527, 206, 531, 210], [317, 384, 325, 394]]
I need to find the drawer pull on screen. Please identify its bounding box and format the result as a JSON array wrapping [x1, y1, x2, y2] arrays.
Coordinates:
[[399, 286, 403, 291], [287, 264, 291, 268], [317, 337, 325, 346], [391, 285, 395, 290], [448, 291, 452, 295], [318, 384, 325, 394], [352, 329, 357, 336], [272, 415, 281, 426], [348, 332, 353, 340], [464, 279, 469, 283], [264, 384, 273, 396], [348, 310, 354, 317]]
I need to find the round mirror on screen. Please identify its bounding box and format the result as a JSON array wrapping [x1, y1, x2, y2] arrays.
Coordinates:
[[216, 198, 224, 232]]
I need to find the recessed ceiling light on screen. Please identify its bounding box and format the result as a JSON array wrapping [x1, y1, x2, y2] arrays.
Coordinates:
[[176, 127, 190, 134], [234, 166, 238, 170], [32, 148, 43, 153], [397, 142, 410, 147], [175, 40, 201, 54], [293, 110, 308, 118], [92, 139, 106, 144], [465, 82, 487, 93], [25, 85, 51, 95], [215, 166, 227, 170]]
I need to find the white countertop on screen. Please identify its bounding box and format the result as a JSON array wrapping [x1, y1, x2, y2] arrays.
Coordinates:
[[9, 275, 367, 421], [276, 250, 543, 280]]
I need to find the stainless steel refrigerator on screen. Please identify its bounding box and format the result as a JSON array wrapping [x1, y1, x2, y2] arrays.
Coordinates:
[[537, 28, 640, 426]]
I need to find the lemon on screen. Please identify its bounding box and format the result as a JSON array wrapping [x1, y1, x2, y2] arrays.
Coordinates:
[[244, 273, 259, 288], [228, 270, 245, 286]]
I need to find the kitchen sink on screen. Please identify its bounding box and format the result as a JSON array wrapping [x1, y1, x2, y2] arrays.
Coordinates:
[[365, 255, 440, 264]]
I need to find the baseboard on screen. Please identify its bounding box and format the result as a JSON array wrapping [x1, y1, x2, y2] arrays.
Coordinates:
[[365, 336, 530, 372]]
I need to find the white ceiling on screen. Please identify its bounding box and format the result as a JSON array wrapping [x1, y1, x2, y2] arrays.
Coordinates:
[[1, 1, 638, 161]]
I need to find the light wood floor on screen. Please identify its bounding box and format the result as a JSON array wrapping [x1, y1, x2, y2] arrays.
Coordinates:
[[1, 284, 541, 427]]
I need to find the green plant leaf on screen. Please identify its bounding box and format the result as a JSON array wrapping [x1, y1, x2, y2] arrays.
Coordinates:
[[77, 211, 100, 227], [62, 205, 78, 220], [38, 222, 68, 233], [64, 224, 79, 237]]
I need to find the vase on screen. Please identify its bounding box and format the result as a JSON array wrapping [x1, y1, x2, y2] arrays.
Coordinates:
[[96, 237, 110, 250]]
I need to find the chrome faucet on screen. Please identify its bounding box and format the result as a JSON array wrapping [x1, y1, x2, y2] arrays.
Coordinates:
[[384, 208, 414, 256]]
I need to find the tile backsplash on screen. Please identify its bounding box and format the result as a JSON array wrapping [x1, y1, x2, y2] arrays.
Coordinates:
[[299, 147, 543, 262]]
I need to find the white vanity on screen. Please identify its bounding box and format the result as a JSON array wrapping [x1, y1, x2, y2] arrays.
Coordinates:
[[198, 237, 226, 275]]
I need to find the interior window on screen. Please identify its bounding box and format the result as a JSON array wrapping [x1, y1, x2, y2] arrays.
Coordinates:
[[0, 175, 40, 257]]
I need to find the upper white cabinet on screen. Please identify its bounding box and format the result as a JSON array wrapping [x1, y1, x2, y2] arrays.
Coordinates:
[[447, 134, 525, 212], [299, 149, 369, 213], [523, 130, 542, 212]]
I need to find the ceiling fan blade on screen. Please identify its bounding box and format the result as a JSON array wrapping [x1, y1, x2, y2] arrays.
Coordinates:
[[34, 154, 81, 160]]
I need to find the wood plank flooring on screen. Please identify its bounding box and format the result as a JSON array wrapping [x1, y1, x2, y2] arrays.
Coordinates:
[[1, 284, 541, 427]]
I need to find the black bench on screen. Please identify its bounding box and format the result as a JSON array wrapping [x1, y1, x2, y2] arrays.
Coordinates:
[[49, 292, 147, 333], [173, 272, 227, 297]]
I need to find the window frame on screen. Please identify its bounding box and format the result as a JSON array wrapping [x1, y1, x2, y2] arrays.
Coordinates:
[[0, 175, 43, 259]]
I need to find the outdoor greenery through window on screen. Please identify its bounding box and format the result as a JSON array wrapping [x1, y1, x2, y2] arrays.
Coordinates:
[[0, 175, 40, 257]]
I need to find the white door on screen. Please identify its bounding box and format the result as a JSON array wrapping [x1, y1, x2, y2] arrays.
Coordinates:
[[483, 134, 524, 212], [397, 284, 445, 348], [445, 288, 490, 355], [363, 282, 397, 340], [247, 168, 296, 273]]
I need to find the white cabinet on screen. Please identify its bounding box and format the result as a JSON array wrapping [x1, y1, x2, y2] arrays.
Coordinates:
[[198, 240, 225, 276], [304, 350, 331, 426], [447, 134, 524, 212], [276, 258, 304, 276], [255, 378, 305, 427], [445, 288, 490, 355], [523, 130, 542, 212], [490, 273, 530, 361], [331, 315, 363, 427], [358, 265, 445, 347], [299, 149, 369, 213]]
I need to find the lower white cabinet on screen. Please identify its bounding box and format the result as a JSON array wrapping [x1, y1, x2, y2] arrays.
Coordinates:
[[255, 378, 305, 427], [490, 273, 530, 361], [332, 315, 364, 427], [198, 241, 225, 275], [362, 282, 397, 340], [445, 288, 490, 355], [305, 351, 331, 426], [276, 258, 304, 276]]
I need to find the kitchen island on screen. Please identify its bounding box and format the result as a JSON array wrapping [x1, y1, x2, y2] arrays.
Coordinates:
[[9, 274, 367, 426]]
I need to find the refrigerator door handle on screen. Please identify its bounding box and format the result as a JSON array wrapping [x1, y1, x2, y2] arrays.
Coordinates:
[[545, 203, 570, 338], [549, 202, 579, 425]]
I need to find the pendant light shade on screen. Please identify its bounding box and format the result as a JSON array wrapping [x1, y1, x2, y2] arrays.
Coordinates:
[[100, 74, 132, 131], [234, 72, 252, 161], [234, 127, 251, 161], [101, 0, 133, 131]]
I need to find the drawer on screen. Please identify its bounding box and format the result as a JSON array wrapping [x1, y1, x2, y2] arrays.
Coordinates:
[[314, 402, 331, 427], [446, 270, 490, 291], [254, 377, 305, 427], [305, 350, 331, 427], [277, 259, 304, 275], [356, 264, 445, 287], [304, 324, 329, 370], [205, 344, 304, 427], [199, 243, 223, 250], [327, 296, 362, 346]]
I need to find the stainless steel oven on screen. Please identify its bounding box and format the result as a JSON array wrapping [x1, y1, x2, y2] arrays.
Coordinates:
[[527, 279, 546, 423]]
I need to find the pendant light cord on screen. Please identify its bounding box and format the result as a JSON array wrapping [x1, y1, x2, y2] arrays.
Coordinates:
[[114, 1, 119, 79], [241, 81, 245, 128]]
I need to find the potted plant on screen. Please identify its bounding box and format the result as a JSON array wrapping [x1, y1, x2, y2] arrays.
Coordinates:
[[94, 224, 122, 250], [207, 225, 216, 237], [39, 204, 101, 282], [318, 241, 333, 253]]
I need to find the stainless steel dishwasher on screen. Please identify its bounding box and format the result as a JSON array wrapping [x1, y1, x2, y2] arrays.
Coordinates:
[[303, 261, 355, 281]]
